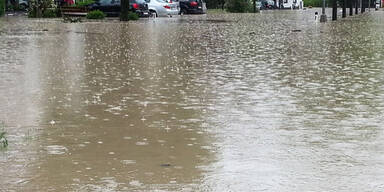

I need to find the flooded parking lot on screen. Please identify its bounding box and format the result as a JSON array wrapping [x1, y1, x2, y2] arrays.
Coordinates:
[[1, 9, 384, 191]]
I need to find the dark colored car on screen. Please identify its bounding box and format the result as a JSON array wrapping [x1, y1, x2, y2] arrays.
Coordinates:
[[179, 0, 206, 14], [88, 0, 150, 17], [18, 0, 29, 10]]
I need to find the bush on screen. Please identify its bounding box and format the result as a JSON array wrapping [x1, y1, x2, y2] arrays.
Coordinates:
[[127, 12, 139, 20], [86, 10, 106, 19], [226, 0, 252, 12], [206, 0, 225, 9], [303, 0, 331, 7], [28, 0, 56, 18], [120, 11, 139, 21], [42, 8, 58, 17], [72, 0, 95, 8], [0, 0, 4, 16]]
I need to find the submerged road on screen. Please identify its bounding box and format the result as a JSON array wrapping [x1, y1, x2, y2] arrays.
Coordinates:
[[1, 9, 384, 191]]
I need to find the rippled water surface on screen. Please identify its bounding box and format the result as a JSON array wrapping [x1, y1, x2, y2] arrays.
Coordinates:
[[1, 9, 384, 191]]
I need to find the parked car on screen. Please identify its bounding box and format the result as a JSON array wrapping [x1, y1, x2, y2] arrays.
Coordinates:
[[179, 0, 206, 14], [6, 0, 29, 10], [19, 0, 29, 10], [260, 0, 277, 9], [146, 0, 179, 17], [88, 0, 150, 17]]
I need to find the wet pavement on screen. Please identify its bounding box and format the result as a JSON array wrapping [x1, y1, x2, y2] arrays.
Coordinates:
[[1, 9, 384, 191]]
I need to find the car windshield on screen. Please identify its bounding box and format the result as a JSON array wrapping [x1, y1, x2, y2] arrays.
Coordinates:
[[98, 0, 110, 4]]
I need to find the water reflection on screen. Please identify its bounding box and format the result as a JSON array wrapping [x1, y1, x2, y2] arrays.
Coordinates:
[[1, 10, 384, 192]]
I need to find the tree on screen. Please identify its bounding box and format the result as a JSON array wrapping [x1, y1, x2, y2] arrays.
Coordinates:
[[120, 0, 130, 21], [332, 0, 337, 20], [342, 0, 346, 17]]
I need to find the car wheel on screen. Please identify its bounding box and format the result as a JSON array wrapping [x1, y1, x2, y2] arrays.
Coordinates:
[[150, 10, 157, 18]]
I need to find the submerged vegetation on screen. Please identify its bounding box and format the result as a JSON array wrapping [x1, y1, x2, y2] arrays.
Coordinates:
[[0, 122, 8, 148]]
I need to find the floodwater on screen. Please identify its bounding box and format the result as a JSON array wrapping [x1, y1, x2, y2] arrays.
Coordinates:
[[1, 9, 384, 191]]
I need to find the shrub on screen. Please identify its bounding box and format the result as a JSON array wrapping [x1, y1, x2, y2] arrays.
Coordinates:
[[127, 12, 139, 20], [0, 0, 4, 16], [120, 11, 139, 21], [303, 0, 331, 7], [0, 131, 8, 148], [0, 122, 7, 148], [226, 0, 252, 12], [28, 0, 56, 18], [73, 0, 95, 8], [86, 10, 106, 19], [42, 8, 57, 18]]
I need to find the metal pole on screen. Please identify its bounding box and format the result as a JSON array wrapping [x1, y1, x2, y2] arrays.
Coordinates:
[[320, 0, 327, 22]]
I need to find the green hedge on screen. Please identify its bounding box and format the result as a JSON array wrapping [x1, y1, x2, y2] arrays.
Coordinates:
[[226, 0, 253, 12], [86, 10, 106, 19], [72, 0, 95, 8], [303, 0, 331, 7], [0, 0, 5, 16], [120, 11, 139, 21]]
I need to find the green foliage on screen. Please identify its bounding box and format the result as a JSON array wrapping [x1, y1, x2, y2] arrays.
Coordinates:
[[86, 10, 106, 19], [7, 4, 22, 11], [28, 0, 56, 18], [0, 0, 4, 16], [226, 0, 252, 12], [303, 0, 331, 7], [0, 131, 8, 148], [72, 0, 95, 8], [42, 8, 58, 17], [0, 122, 8, 148], [126, 12, 139, 20], [206, 0, 226, 9], [120, 11, 139, 21]]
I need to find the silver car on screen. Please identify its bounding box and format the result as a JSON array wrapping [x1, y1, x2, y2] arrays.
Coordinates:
[[147, 0, 180, 17]]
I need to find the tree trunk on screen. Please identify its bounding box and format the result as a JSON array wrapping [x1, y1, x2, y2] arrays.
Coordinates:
[[5, 0, 8, 12], [362, 0, 365, 12], [332, 0, 337, 20], [36, 0, 42, 17], [253, 0, 256, 12], [120, 0, 130, 21], [355, 0, 358, 14], [349, 0, 353, 15], [342, 0, 346, 17]]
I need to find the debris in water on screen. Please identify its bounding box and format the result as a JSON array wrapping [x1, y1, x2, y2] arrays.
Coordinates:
[[45, 145, 68, 155]]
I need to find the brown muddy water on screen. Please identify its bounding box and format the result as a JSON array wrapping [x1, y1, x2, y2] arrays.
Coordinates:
[[1, 9, 384, 192]]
